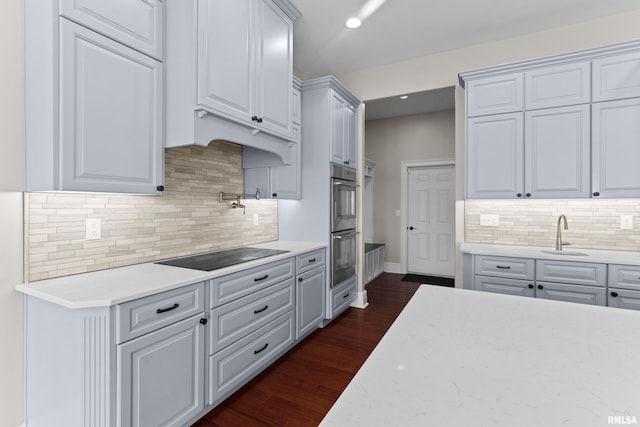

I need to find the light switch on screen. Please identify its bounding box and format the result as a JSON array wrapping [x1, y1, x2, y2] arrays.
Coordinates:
[[480, 214, 499, 227], [395, 210, 400, 217]]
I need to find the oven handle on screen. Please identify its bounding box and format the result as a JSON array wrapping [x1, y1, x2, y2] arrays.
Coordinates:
[[332, 230, 356, 239], [332, 180, 357, 188]]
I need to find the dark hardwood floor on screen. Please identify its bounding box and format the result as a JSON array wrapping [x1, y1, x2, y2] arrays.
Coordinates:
[[193, 273, 420, 427]]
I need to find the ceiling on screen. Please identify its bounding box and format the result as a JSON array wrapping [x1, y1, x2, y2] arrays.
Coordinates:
[[290, 0, 640, 120]]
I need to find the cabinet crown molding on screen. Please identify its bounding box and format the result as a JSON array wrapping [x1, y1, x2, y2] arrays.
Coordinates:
[[301, 76, 361, 107], [458, 38, 640, 87]]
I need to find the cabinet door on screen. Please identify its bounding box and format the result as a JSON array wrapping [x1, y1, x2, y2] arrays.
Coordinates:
[[593, 51, 640, 102], [254, 0, 294, 140], [344, 105, 358, 169], [608, 288, 640, 311], [535, 282, 606, 306], [474, 276, 535, 298], [525, 61, 590, 110], [244, 167, 271, 200], [59, 20, 163, 194], [592, 98, 640, 198], [197, 0, 253, 124], [270, 126, 301, 199], [466, 112, 524, 198], [524, 105, 590, 198], [331, 91, 347, 165], [466, 73, 523, 117], [296, 267, 326, 339], [118, 315, 205, 427], [60, 0, 164, 59], [329, 275, 356, 319]]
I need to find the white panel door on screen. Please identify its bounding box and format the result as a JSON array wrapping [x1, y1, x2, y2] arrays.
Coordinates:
[[197, 0, 253, 123], [592, 98, 640, 198], [524, 104, 590, 198], [59, 19, 163, 194], [407, 166, 455, 277], [254, 0, 293, 140]]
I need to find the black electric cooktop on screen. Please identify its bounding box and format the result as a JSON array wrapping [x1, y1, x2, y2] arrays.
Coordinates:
[[155, 247, 289, 271]]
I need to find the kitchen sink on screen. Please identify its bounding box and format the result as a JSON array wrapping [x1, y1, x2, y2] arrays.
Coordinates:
[[541, 250, 588, 256]]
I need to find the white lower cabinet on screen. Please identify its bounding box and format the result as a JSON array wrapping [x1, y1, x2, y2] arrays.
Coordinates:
[[535, 281, 606, 306], [608, 288, 640, 310], [296, 265, 326, 339], [473, 275, 535, 297], [118, 315, 205, 427], [329, 275, 357, 319], [608, 264, 640, 311]]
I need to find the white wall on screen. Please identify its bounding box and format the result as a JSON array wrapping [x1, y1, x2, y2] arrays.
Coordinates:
[[0, 1, 24, 425]]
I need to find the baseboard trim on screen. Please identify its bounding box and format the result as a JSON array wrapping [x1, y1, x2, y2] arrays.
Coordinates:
[[351, 290, 369, 309], [384, 262, 402, 274]]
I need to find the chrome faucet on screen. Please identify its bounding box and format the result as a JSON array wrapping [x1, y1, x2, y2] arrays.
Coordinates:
[[555, 214, 569, 251]]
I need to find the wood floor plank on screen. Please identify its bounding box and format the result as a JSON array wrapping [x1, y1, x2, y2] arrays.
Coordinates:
[[194, 273, 419, 427]]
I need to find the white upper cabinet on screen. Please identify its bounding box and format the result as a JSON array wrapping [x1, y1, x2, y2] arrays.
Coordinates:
[[524, 105, 590, 198], [59, 0, 164, 60], [592, 98, 640, 198], [593, 51, 640, 102], [525, 62, 591, 110], [197, 0, 294, 141], [466, 73, 523, 117], [24, 0, 165, 194], [58, 20, 163, 193], [330, 90, 358, 169], [466, 113, 524, 199]]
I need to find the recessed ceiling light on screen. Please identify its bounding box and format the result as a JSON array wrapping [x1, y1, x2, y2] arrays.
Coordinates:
[[400, 95, 408, 100], [346, 17, 361, 29]]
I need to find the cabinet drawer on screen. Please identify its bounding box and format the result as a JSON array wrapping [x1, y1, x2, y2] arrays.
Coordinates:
[[59, 0, 164, 60], [467, 73, 523, 117], [208, 311, 295, 405], [209, 278, 295, 354], [608, 288, 640, 311], [209, 258, 295, 308], [116, 282, 205, 343], [536, 260, 606, 286], [609, 265, 640, 291], [474, 276, 534, 298], [474, 256, 534, 280], [296, 249, 326, 275], [535, 281, 606, 306], [331, 275, 357, 319]]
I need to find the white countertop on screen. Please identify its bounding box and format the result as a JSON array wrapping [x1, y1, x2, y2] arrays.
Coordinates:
[[461, 242, 640, 265], [15, 241, 325, 308], [320, 285, 640, 426]]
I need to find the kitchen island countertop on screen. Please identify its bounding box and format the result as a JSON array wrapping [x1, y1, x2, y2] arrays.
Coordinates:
[[320, 285, 640, 426], [15, 241, 325, 308]]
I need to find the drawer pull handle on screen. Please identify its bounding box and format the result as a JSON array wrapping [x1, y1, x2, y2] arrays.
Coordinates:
[[156, 303, 179, 314], [254, 343, 269, 355], [254, 305, 269, 314], [254, 274, 269, 282], [343, 293, 350, 299], [496, 265, 511, 270], [308, 258, 317, 263]]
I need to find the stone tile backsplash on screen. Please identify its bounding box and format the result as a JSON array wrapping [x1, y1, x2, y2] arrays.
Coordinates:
[[465, 199, 640, 251], [25, 141, 278, 281]]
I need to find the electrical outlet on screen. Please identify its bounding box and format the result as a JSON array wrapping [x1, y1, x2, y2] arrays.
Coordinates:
[[85, 218, 101, 240], [621, 215, 633, 230], [480, 214, 499, 227]]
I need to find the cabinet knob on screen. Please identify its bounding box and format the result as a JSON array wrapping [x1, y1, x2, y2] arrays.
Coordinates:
[[537, 284, 544, 290], [526, 193, 532, 198], [252, 115, 259, 122], [528, 284, 534, 289], [298, 277, 303, 282], [516, 193, 522, 198], [272, 193, 277, 198], [593, 192, 600, 197], [200, 318, 208, 325], [610, 291, 619, 297], [157, 185, 165, 192]]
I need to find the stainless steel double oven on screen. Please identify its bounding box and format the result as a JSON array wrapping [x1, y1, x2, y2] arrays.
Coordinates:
[[330, 164, 357, 287]]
